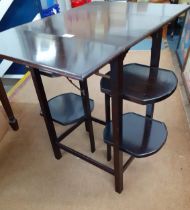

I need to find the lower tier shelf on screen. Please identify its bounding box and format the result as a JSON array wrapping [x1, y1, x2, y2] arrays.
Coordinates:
[[46, 93, 94, 126], [103, 112, 168, 158]]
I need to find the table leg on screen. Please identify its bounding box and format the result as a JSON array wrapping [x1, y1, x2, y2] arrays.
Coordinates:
[[105, 94, 112, 161], [146, 28, 162, 121], [79, 80, 96, 153], [30, 69, 62, 159], [110, 54, 124, 193], [0, 79, 18, 130], [79, 80, 90, 132], [150, 28, 163, 67]]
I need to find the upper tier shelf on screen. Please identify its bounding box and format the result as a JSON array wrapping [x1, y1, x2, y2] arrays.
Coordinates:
[[100, 63, 178, 105]]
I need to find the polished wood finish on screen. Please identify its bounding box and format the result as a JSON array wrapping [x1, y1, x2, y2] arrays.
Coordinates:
[[150, 0, 170, 39], [0, 2, 189, 193], [31, 68, 96, 156], [101, 29, 172, 160], [104, 113, 168, 158], [0, 79, 18, 130], [101, 29, 173, 191], [150, 29, 163, 67], [39, 58, 97, 151], [100, 63, 178, 105], [110, 53, 125, 193], [79, 80, 95, 152], [31, 68, 62, 159], [44, 91, 95, 153], [0, 2, 189, 80], [46, 93, 94, 125], [105, 94, 111, 161]]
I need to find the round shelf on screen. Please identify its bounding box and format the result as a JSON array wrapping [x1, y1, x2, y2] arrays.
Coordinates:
[[103, 113, 168, 158], [100, 63, 178, 105]]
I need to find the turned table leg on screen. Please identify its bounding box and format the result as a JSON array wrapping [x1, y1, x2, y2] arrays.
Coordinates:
[[0, 79, 18, 130]]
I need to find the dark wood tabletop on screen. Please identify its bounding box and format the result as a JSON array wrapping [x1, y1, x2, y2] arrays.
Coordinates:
[[0, 2, 189, 80]]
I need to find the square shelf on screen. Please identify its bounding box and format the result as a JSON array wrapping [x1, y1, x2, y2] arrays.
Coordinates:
[[47, 93, 94, 125]]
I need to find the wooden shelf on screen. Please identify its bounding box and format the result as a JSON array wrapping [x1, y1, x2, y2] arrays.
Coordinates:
[[103, 113, 168, 158], [46, 93, 94, 126], [100, 63, 178, 105]]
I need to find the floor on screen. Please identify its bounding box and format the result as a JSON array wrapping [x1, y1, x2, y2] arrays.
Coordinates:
[[2, 78, 19, 92], [0, 48, 190, 210]]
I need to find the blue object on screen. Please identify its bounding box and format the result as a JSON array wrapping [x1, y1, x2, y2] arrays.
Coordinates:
[[131, 39, 165, 51], [0, 0, 38, 32], [0, 0, 38, 75], [38, 0, 60, 18], [41, 4, 60, 18], [167, 35, 180, 51]]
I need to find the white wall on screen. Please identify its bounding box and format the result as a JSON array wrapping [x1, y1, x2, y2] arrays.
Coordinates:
[[57, 0, 71, 11]]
